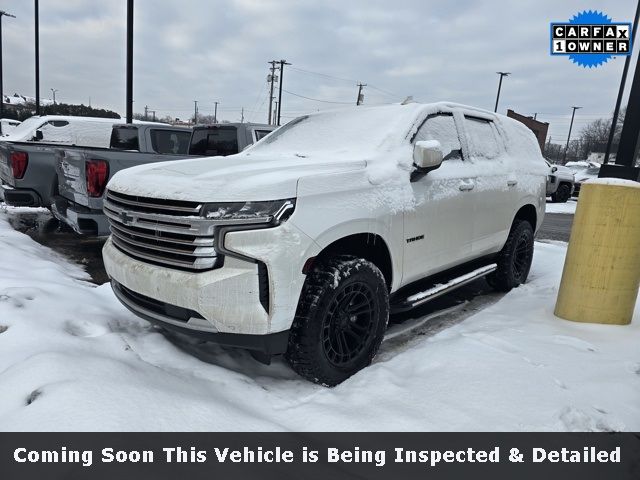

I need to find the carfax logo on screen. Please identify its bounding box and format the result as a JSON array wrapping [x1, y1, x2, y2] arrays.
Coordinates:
[[550, 10, 633, 68]]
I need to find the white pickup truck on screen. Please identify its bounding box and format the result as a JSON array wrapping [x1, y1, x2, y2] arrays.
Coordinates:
[[102, 102, 547, 385]]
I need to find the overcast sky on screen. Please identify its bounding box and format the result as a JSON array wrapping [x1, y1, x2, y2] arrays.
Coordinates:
[[1, 0, 638, 142]]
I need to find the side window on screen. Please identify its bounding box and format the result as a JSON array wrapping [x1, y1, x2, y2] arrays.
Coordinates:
[[110, 128, 140, 150], [254, 129, 272, 142], [464, 117, 501, 160], [189, 127, 239, 156], [150, 129, 191, 154], [39, 120, 72, 143], [414, 113, 462, 161]]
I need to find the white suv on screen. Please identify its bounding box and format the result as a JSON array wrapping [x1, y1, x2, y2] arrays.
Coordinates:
[[102, 102, 547, 385]]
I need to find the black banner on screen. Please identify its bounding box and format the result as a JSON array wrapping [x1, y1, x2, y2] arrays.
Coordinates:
[[0, 433, 638, 479]]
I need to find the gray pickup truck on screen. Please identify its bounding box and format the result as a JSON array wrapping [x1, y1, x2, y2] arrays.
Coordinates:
[[0, 121, 178, 208], [54, 122, 276, 235]]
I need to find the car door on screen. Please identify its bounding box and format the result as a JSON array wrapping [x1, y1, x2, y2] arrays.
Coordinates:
[[462, 115, 515, 256], [402, 112, 477, 284]]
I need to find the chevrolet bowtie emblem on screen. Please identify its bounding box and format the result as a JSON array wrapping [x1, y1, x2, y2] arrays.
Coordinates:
[[119, 211, 134, 225]]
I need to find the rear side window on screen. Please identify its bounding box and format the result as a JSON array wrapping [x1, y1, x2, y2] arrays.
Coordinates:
[[464, 117, 501, 160], [189, 126, 239, 156], [254, 129, 272, 141], [414, 113, 462, 161], [150, 129, 191, 154], [110, 128, 139, 150]]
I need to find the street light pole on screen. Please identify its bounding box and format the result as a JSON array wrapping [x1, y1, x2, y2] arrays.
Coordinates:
[[277, 59, 291, 126], [214, 101, 218, 123], [494, 71, 510, 113], [563, 106, 582, 162], [126, 0, 134, 124], [0, 10, 16, 134], [35, 0, 40, 115]]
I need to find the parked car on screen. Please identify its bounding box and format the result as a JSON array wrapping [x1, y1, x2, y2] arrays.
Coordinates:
[[102, 102, 547, 386], [545, 160, 574, 203], [0, 116, 163, 207], [565, 161, 601, 196], [54, 123, 276, 235], [0, 118, 21, 135]]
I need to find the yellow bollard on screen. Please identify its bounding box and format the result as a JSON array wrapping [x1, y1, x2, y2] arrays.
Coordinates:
[[555, 179, 640, 325]]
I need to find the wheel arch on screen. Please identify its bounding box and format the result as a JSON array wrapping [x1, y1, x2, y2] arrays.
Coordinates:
[[309, 233, 394, 291]]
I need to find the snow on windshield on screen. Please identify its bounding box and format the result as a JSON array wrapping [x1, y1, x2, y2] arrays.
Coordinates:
[[1, 116, 44, 139], [249, 104, 424, 156]]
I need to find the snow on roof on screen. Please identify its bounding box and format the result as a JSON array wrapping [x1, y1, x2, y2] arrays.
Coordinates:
[[586, 177, 640, 189]]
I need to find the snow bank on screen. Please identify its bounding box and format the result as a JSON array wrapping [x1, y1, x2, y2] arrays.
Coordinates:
[[0, 214, 638, 431]]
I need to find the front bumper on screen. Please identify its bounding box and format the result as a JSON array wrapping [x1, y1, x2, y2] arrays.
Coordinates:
[[103, 220, 319, 337], [1, 184, 42, 207], [111, 280, 290, 354], [51, 196, 111, 236]]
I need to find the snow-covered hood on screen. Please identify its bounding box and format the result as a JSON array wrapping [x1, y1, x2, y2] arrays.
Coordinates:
[[107, 152, 367, 202]]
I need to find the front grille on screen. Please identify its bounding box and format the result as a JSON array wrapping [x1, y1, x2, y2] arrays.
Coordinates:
[[104, 189, 220, 271]]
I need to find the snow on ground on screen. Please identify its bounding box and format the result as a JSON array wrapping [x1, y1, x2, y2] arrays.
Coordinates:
[[545, 199, 578, 215], [0, 213, 638, 432]]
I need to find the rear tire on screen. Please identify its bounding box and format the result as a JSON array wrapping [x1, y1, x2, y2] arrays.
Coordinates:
[[551, 184, 571, 203], [285, 255, 389, 386], [486, 219, 534, 292]]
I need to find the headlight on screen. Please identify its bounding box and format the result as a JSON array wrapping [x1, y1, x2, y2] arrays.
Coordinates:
[[201, 199, 295, 224]]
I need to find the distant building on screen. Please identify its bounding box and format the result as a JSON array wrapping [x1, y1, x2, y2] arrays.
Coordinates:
[[506, 109, 549, 152]]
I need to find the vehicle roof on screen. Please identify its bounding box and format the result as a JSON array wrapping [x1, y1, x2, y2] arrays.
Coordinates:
[[192, 122, 274, 129]]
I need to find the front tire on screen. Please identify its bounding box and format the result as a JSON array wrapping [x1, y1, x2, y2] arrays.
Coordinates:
[[551, 184, 571, 203], [486, 219, 534, 292], [285, 255, 389, 386]]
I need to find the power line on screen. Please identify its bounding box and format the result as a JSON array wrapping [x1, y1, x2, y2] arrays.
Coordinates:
[[282, 89, 352, 104]]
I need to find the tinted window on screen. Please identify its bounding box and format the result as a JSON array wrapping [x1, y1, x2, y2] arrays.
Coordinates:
[[414, 113, 462, 161], [150, 129, 191, 154], [49, 120, 70, 127], [254, 129, 272, 141], [110, 127, 139, 150], [189, 126, 238, 156], [464, 117, 500, 159]]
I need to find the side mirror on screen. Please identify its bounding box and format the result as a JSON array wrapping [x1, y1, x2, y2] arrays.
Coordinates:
[[413, 140, 444, 172], [34, 129, 44, 141], [551, 166, 558, 173]]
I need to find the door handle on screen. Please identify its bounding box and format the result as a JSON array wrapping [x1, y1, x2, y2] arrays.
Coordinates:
[[459, 183, 475, 191], [507, 180, 518, 187]]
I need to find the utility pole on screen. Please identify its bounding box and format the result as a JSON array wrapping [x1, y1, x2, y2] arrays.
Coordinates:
[[356, 83, 366, 106], [563, 106, 582, 162], [214, 101, 218, 123], [0, 10, 16, 133], [35, 0, 40, 115], [274, 101, 278, 126], [149, 110, 156, 122], [50, 88, 58, 104], [144, 105, 148, 121], [267, 61, 277, 125], [533, 113, 538, 120], [240, 107, 244, 123], [125, 0, 134, 124], [277, 59, 291, 126], [494, 71, 510, 113], [604, 1, 640, 165], [193, 100, 198, 124]]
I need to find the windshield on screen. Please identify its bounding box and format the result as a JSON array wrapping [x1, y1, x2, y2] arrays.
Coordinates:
[[1, 116, 45, 139], [248, 104, 423, 156]]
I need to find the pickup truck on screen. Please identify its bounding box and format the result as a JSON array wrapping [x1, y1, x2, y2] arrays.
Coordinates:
[[545, 160, 575, 202], [0, 116, 163, 207], [54, 122, 276, 235], [102, 102, 547, 386]]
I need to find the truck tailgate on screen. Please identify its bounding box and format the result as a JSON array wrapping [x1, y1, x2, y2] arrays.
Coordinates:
[[0, 143, 15, 186], [56, 148, 92, 208]]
